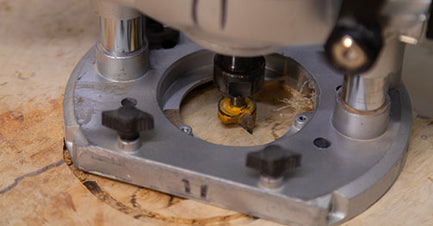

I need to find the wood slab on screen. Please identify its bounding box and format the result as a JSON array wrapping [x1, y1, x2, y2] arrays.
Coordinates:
[[1, 0, 432, 225]]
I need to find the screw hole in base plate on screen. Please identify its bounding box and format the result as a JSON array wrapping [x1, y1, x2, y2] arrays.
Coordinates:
[[313, 137, 331, 149]]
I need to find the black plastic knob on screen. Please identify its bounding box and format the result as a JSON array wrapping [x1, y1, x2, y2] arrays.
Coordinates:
[[101, 98, 154, 141], [324, 0, 385, 74], [246, 145, 301, 178], [324, 22, 383, 74]]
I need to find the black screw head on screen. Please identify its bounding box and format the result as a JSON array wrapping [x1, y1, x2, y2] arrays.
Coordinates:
[[102, 98, 154, 141], [121, 97, 137, 107], [246, 145, 301, 179]]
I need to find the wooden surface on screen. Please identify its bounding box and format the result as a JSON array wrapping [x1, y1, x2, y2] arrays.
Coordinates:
[[1, 0, 433, 225]]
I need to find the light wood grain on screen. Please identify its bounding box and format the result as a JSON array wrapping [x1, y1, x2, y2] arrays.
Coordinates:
[[0, 0, 432, 225]]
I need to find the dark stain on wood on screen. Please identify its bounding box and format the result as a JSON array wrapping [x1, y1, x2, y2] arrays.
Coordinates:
[[130, 189, 141, 208], [0, 159, 64, 195], [8, 111, 24, 121], [83, 181, 103, 195]]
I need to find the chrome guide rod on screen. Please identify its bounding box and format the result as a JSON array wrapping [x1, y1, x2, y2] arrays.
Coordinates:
[[333, 35, 406, 139], [342, 35, 406, 112], [94, 0, 149, 81]]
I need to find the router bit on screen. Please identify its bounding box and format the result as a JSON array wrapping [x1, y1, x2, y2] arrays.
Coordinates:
[[217, 96, 257, 133], [213, 54, 265, 133]]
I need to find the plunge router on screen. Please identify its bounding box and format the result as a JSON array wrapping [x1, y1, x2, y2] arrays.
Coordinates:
[[63, 0, 433, 225]]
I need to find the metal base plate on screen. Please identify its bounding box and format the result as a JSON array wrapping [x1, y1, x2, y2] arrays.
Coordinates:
[[64, 39, 411, 225]]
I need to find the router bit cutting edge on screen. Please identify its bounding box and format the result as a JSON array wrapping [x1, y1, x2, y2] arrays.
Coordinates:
[[218, 96, 256, 133]]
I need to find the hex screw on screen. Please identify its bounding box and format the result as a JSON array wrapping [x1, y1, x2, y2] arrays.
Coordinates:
[[179, 125, 193, 135], [294, 114, 308, 129]]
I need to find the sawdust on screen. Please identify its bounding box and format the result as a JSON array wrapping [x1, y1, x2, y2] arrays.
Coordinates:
[[275, 80, 315, 113]]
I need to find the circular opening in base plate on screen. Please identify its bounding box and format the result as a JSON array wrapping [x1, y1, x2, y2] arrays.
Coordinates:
[[180, 80, 314, 146], [158, 50, 317, 147]]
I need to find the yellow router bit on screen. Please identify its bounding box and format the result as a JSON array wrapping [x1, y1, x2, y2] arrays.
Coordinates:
[[218, 96, 256, 133]]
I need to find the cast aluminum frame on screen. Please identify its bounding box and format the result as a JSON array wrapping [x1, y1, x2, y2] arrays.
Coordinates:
[[64, 39, 411, 225]]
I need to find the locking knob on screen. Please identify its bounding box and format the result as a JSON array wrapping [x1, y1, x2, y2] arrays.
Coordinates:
[[324, 0, 385, 74], [246, 145, 301, 179], [102, 98, 154, 141]]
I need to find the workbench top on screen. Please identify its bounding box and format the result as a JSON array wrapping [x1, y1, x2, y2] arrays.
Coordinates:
[[1, 0, 432, 225]]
